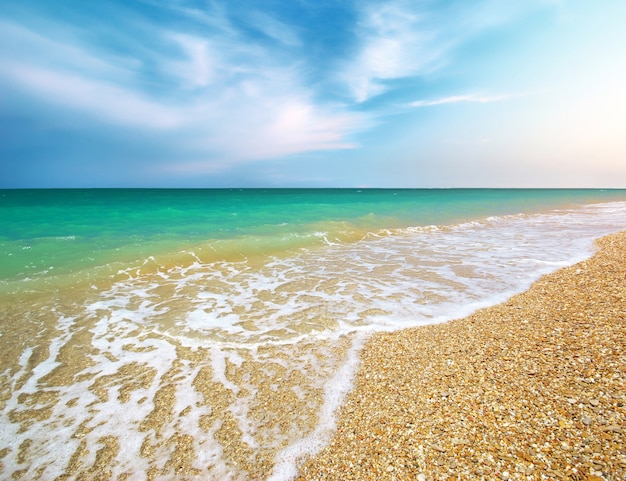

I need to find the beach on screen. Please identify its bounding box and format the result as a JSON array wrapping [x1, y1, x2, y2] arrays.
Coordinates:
[[1, 191, 625, 480], [296, 231, 626, 481]]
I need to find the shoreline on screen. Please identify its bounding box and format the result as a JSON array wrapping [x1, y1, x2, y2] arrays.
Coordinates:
[[2, 223, 624, 479], [296, 231, 626, 480]]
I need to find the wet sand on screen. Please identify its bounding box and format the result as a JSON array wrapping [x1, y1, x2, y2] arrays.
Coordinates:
[[296, 231, 626, 481]]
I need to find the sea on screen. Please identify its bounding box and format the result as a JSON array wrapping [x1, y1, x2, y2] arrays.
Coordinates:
[[1, 188, 625, 480]]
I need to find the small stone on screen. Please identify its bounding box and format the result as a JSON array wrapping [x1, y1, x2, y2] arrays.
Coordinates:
[[501, 471, 510, 480], [430, 443, 446, 453], [417, 473, 427, 481], [581, 416, 593, 426], [601, 425, 622, 433], [386, 465, 394, 472], [589, 399, 600, 407]]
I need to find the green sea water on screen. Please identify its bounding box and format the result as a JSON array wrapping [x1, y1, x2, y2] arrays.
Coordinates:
[[2, 188, 625, 285]]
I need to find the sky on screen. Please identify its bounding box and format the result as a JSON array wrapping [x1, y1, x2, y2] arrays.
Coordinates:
[[0, 0, 625, 188]]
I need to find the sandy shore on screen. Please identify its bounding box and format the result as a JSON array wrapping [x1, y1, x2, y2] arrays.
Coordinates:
[[296, 231, 626, 481]]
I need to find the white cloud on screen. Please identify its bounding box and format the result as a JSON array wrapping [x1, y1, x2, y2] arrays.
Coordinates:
[[343, 0, 552, 103], [182, 79, 368, 163], [248, 11, 301, 47], [1, 61, 183, 129], [143, 0, 237, 36], [344, 2, 443, 102], [409, 94, 507, 108], [0, 18, 367, 170], [0, 21, 136, 82], [160, 95, 365, 174], [166, 34, 215, 88]]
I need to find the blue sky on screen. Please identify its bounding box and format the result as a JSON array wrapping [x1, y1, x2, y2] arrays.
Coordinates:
[[1, 0, 625, 188]]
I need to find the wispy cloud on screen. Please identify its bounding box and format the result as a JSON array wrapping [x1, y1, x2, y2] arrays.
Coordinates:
[[343, 1, 444, 102], [196, 96, 365, 160], [166, 34, 215, 89], [247, 11, 301, 47], [409, 94, 507, 108], [342, 0, 550, 103], [3, 0, 591, 188], [0, 21, 135, 82], [2, 61, 183, 129], [0, 13, 367, 174]]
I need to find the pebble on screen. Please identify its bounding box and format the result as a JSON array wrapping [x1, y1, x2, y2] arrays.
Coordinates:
[[602, 425, 622, 433], [430, 443, 446, 453]]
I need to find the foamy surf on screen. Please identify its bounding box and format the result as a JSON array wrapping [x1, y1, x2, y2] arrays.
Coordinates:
[[0, 199, 625, 480]]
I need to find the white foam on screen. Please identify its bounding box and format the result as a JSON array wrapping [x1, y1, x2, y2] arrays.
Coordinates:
[[267, 333, 366, 481]]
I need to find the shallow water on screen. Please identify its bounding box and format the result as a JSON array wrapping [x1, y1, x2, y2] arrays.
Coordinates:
[[1, 190, 625, 480]]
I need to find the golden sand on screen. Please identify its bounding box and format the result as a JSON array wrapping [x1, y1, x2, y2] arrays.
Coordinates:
[[296, 231, 626, 481]]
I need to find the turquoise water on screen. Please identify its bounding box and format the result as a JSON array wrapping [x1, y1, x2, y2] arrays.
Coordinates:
[[2, 188, 625, 284], [1, 188, 625, 480]]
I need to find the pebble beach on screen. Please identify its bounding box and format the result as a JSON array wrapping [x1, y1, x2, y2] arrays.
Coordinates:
[[296, 231, 626, 481]]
